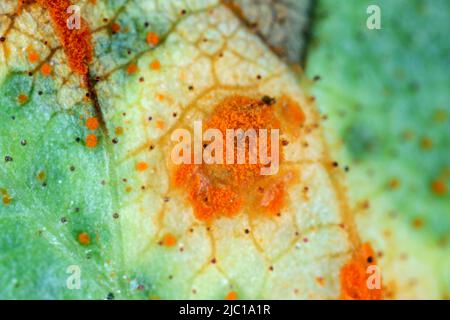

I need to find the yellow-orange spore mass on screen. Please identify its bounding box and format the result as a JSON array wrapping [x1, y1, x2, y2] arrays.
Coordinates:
[[136, 161, 149, 172], [280, 95, 305, 127], [86, 117, 99, 130], [340, 243, 382, 300], [36, 0, 93, 76], [146, 32, 159, 46], [111, 22, 121, 33], [40, 63, 52, 76], [162, 233, 177, 247], [150, 59, 161, 70], [17, 94, 28, 104], [0, 188, 12, 205], [77, 232, 90, 245], [225, 291, 238, 300], [2, 195, 12, 205], [28, 51, 40, 63], [127, 63, 138, 74], [173, 95, 301, 221], [86, 134, 97, 148], [431, 180, 447, 195]]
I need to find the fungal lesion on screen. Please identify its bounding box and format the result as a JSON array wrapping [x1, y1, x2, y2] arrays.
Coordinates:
[[170, 94, 304, 221], [0, 188, 13, 205]]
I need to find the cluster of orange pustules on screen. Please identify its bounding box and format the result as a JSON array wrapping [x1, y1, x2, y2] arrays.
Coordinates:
[[340, 243, 382, 300], [174, 95, 304, 221]]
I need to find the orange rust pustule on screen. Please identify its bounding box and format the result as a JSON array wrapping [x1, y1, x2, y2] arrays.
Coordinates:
[[35, 0, 93, 75], [172, 95, 302, 221], [340, 243, 382, 300]]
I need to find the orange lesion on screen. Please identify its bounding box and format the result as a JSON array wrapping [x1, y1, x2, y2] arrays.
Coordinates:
[[431, 179, 447, 196], [36, 0, 93, 76], [161, 233, 177, 247], [86, 134, 98, 148], [2, 194, 12, 205], [258, 181, 285, 213], [86, 117, 99, 130], [0, 188, 13, 206], [127, 63, 138, 74], [156, 119, 165, 129], [111, 22, 121, 33], [340, 243, 382, 300], [17, 93, 29, 104], [280, 95, 305, 128], [135, 161, 149, 172], [115, 126, 124, 135], [150, 59, 161, 70], [77, 232, 91, 245], [37, 170, 46, 181], [40, 63, 52, 76], [315, 276, 326, 286], [27, 47, 40, 63], [18, 0, 93, 76], [420, 136, 433, 150], [172, 95, 303, 221], [225, 291, 237, 300], [146, 32, 159, 46], [388, 178, 400, 189]]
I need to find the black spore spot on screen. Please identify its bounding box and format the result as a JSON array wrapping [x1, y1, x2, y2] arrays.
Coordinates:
[[262, 95, 276, 105]]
